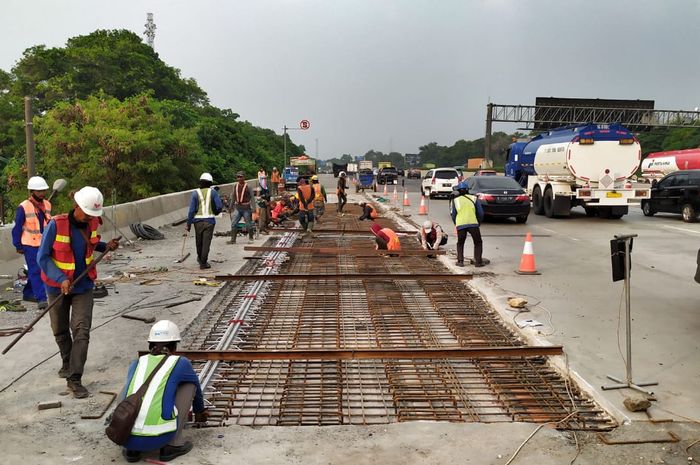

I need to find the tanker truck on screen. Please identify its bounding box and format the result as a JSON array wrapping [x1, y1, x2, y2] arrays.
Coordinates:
[[640, 148, 700, 179], [505, 123, 650, 219]]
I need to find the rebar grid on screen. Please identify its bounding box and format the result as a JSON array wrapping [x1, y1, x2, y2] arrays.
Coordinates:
[[187, 207, 615, 430]]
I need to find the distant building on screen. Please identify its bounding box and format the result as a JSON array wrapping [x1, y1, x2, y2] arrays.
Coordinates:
[[404, 153, 420, 167]]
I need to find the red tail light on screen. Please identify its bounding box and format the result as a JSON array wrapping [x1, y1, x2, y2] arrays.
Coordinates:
[[515, 194, 529, 202], [478, 193, 495, 202]]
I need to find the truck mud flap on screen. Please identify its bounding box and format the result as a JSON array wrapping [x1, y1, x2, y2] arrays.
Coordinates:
[[553, 195, 572, 216]]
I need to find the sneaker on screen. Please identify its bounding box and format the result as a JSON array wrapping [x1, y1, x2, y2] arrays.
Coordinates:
[[37, 301, 48, 310], [67, 379, 89, 399], [122, 449, 141, 463], [160, 441, 193, 462], [474, 259, 491, 268], [199, 262, 211, 270], [456, 261, 464, 267], [58, 364, 70, 379]]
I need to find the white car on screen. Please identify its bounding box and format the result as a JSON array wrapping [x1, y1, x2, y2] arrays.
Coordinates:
[[421, 168, 462, 198]]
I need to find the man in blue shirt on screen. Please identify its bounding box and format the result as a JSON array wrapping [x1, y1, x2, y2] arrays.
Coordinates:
[[186, 173, 223, 269], [38, 186, 120, 397], [119, 320, 207, 463]]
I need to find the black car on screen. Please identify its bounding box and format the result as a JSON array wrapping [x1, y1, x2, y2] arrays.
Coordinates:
[[377, 167, 399, 185], [407, 169, 421, 179], [466, 176, 530, 223], [642, 169, 700, 222]]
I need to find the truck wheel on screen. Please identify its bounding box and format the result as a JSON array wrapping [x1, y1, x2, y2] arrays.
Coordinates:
[[543, 188, 555, 218], [682, 204, 697, 223], [642, 201, 655, 217], [532, 186, 544, 215]]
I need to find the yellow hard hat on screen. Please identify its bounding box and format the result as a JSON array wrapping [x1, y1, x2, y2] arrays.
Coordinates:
[[311, 175, 318, 181]]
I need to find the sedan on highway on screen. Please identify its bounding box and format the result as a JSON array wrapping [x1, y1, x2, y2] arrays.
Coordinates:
[[466, 175, 530, 223]]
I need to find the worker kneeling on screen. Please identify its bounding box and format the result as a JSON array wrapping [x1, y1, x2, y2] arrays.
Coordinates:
[[370, 223, 400, 252], [118, 320, 207, 463], [358, 202, 378, 221], [417, 220, 447, 257]]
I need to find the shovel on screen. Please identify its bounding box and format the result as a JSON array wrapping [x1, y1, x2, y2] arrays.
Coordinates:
[[175, 230, 190, 263], [47, 178, 67, 202]]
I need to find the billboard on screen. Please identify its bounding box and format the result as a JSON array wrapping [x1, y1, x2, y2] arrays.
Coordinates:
[[534, 97, 655, 131]]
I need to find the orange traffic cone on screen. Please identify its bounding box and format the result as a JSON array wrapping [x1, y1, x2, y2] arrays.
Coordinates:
[[383, 183, 388, 196], [392, 185, 398, 203], [403, 189, 411, 206], [516, 232, 540, 275], [418, 195, 428, 215]]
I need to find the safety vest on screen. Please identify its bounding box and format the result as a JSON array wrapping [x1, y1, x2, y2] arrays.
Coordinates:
[[194, 188, 214, 218], [127, 355, 181, 437], [453, 195, 478, 227], [313, 185, 325, 203], [19, 198, 52, 247], [368, 205, 378, 219], [381, 228, 401, 251], [40, 214, 100, 287], [233, 183, 251, 204], [298, 184, 314, 211]]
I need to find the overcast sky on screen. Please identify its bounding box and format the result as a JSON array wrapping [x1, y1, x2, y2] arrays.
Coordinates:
[[2, 0, 699, 158]]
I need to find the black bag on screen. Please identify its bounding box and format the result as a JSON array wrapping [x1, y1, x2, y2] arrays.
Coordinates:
[[105, 355, 170, 445]]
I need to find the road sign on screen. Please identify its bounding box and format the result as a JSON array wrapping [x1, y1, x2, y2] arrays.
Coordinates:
[[300, 120, 311, 130]]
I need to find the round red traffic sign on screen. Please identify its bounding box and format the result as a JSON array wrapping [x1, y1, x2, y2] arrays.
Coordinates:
[[300, 120, 310, 130]]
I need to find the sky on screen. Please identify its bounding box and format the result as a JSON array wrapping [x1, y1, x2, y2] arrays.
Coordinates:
[[2, 0, 699, 159]]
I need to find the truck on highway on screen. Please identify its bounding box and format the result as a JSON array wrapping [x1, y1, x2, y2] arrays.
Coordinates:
[[377, 161, 393, 170], [505, 123, 649, 219], [359, 160, 373, 171], [641, 148, 700, 179], [285, 155, 316, 189], [332, 163, 348, 178], [347, 162, 358, 174]]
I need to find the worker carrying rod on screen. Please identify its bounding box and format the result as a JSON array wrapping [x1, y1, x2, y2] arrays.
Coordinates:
[[38, 186, 120, 398]]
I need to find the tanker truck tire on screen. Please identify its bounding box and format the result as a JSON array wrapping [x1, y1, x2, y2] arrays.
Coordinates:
[[532, 186, 544, 215], [543, 188, 555, 218]]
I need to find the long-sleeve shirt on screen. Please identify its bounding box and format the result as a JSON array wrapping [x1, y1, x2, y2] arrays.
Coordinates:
[[450, 195, 484, 228], [186, 189, 223, 226], [120, 356, 205, 451], [12, 204, 48, 250], [37, 218, 107, 295]]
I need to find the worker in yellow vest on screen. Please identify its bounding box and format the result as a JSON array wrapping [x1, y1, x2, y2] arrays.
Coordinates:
[[119, 320, 207, 463], [186, 173, 223, 269], [450, 181, 489, 267], [12, 176, 52, 309]]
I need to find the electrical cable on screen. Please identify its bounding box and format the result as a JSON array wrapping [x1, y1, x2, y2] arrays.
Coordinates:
[[503, 411, 579, 465]]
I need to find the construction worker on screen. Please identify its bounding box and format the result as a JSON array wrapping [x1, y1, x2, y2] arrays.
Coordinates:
[[270, 167, 281, 197], [358, 202, 378, 221], [229, 171, 254, 244], [311, 175, 327, 223], [296, 177, 316, 236], [450, 181, 489, 267], [119, 320, 207, 463], [254, 187, 270, 235], [38, 186, 120, 398], [186, 173, 223, 269], [417, 219, 447, 254], [12, 176, 52, 309], [370, 222, 401, 251], [336, 171, 347, 214]]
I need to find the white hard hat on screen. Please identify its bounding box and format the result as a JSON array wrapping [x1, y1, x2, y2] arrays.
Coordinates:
[[339, 171, 346, 177], [422, 220, 433, 230], [73, 186, 103, 216], [148, 320, 181, 343], [27, 176, 49, 190], [200, 172, 214, 182]]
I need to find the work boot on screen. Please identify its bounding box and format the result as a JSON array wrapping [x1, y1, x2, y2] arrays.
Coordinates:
[[199, 262, 211, 270], [474, 258, 491, 268], [160, 441, 193, 462], [228, 230, 237, 244], [67, 378, 89, 399], [308, 222, 317, 238], [456, 261, 465, 267], [58, 363, 69, 379], [122, 449, 141, 463]]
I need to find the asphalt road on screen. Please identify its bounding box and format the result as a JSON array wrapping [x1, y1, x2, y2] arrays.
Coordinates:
[[325, 173, 700, 421]]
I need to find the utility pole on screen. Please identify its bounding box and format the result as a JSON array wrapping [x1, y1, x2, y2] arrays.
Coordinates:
[[24, 96, 36, 178], [315, 138, 318, 158], [484, 103, 493, 167], [144, 13, 156, 48]]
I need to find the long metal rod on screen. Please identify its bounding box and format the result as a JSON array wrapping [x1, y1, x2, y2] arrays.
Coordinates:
[[243, 246, 445, 256], [167, 346, 564, 361], [215, 273, 472, 281]]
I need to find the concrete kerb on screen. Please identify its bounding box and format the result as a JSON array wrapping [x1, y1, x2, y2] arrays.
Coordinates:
[[363, 192, 628, 426]]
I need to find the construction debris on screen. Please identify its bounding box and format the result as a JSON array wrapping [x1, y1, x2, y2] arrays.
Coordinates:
[[80, 391, 117, 420], [507, 297, 528, 308], [37, 401, 62, 411], [121, 314, 156, 324], [623, 395, 652, 412], [0, 326, 32, 337], [597, 431, 680, 445]]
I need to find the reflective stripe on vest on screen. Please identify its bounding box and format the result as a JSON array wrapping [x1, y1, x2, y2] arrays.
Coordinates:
[[127, 355, 181, 436], [194, 188, 214, 218], [314, 186, 325, 202], [40, 215, 100, 287], [19, 199, 52, 247], [381, 228, 401, 251], [454, 195, 478, 226]]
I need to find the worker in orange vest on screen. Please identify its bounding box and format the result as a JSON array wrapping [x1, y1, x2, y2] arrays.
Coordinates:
[[370, 223, 400, 251], [12, 176, 52, 309], [358, 202, 379, 221], [38, 186, 120, 398], [296, 177, 316, 236], [270, 167, 281, 197]]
